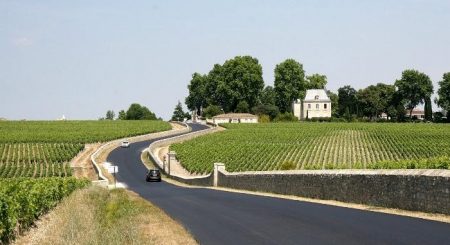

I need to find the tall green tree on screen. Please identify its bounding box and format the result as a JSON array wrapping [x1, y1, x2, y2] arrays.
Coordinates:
[[117, 110, 126, 120], [394, 69, 434, 118], [274, 59, 306, 113], [221, 56, 264, 112], [337, 85, 357, 117], [171, 101, 187, 121], [185, 73, 208, 115], [356, 83, 395, 119], [326, 90, 339, 117], [252, 104, 279, 120], [436, 72, 450, 121], [105, 110, 115, 120], [203, 105, 222, 118], [424, 97, 433, 121], [306, 74, 327, 89], [235, 101, 249, 113], [199, 56, 264, 113], [125, 103, 157, 120], [260, 86, 277, 106]]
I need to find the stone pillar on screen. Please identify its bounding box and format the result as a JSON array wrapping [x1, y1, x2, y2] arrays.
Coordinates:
[[213, 163, 225, 187], [168, 151, 176, 176]]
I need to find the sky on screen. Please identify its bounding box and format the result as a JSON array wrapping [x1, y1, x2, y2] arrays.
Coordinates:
[[1, 0, 449, 120]]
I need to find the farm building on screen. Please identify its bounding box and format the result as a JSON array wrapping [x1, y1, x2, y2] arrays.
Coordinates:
[[212, 113, 258, 124], [405, 108, 425, 120], [293, 89, 331, 120]]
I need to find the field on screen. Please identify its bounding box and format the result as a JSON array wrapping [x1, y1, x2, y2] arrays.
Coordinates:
[[0, 120, 171, 242], [0, 120, 171, 178], [171, 123, 450, 174], [0, 177, 90, 243]]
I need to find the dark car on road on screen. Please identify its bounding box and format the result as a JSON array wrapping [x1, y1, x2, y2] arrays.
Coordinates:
[[146, 169, 161, 182]]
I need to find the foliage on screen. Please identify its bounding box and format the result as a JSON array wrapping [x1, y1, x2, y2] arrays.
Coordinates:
[[258, 115, 270, 123], [279, 161, 296, 170], [185, 73, 208, 114], [188, 56, 264, 113], [356, 83, 395, 119], [252, 104, 280, 120], [273, 112, 298, 122], [171, 101, 187, 122], [395, 69, 434, 116], [235, 101, 250, 113], [203, 105, 222, 118], [170, 123, 450, 173], [260, 86, 277, 106], [125, 103, 157, 120], [327, 90, 339, 117], [436, 72, 450, 118], [306, 74, 327, 89], [337, 85, 358, 117], [117, 110, 126, 120], [274, 59, 306, 113], [0, 177, 89, 243], [105, 110, 115, 120], [424, 97, 433, 121]]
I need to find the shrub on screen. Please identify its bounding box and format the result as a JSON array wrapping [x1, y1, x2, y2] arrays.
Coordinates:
[[279, 161, 297, 170], [273, 112, 298, 122], [258, 114, 271, 123]]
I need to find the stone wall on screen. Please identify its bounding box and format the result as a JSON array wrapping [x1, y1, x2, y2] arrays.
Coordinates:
[[217, 169, 450, 215]]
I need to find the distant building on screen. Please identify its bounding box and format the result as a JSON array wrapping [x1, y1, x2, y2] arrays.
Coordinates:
[[212, 113, 258, 124], [56, 115, 67, 121], [406, 108, 425, 120], [293, 89, 332, 120]]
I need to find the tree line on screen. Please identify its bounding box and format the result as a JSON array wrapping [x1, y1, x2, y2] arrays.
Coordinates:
[[101, 103, 161, 120], [183, 55, 450, 122]]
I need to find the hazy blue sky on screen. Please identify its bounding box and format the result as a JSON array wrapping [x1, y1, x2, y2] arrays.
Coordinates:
[[1, 0, 449, 120]]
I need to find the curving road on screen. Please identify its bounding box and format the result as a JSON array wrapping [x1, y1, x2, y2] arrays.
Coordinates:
[[107, 123, 450, 245]]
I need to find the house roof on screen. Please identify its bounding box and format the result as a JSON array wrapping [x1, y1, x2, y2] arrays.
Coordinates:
[[213, 113, 258, 119], [303, 89, 331, 102], [408, 108, 425, 115]]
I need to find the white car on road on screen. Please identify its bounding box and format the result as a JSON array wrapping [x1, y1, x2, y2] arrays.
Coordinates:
[[121, 141, 130, 148]]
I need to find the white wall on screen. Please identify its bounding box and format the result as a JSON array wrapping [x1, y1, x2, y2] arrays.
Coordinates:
[[213, 118, 258, 124], [303, 102, 331, 118]]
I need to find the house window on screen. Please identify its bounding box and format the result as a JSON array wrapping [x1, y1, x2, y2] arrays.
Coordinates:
[[315, 95, 319, 100], [316, 104, 319, 109], [324, 104, 327, 109], [308, 104, 311, 109]]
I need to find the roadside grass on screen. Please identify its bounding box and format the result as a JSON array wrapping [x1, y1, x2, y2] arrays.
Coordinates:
[[14, 186, 197, 245]]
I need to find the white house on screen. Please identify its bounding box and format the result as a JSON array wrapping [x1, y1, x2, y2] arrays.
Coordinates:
[[212, 113, 258, 124], [293, 89, 332, 120]]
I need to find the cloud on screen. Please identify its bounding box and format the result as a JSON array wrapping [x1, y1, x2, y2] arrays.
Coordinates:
[[12, 37, 33, 47]]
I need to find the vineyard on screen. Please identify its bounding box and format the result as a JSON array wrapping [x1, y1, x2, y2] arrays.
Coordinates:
[[0, 120, 171, 243], [171, 123, 450, 174], [0, 120, 171, 143], [0, 120, 171, 178], [0, 177, 90, 243]]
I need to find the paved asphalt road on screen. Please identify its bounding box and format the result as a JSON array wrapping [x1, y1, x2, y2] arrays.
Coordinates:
[[108, 123, 450, 245]]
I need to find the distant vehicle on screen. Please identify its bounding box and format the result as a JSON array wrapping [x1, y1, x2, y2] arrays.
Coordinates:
[[121, 141, 130, 148], [146, 169, 161, 182]]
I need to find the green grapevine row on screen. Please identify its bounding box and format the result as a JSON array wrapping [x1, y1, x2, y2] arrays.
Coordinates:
[[0, 120, 171, 143], [0, 143, 81, 178], [0, 177, 90, 243], [171, 123, 450, 174]]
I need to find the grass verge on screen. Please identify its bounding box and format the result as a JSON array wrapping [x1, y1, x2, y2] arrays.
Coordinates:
[[14, 186, 197, 245]]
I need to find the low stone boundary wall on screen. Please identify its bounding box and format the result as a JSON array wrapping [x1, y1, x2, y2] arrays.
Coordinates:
[[149, 156, 450, 214], [216, 168, 450, 215]]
